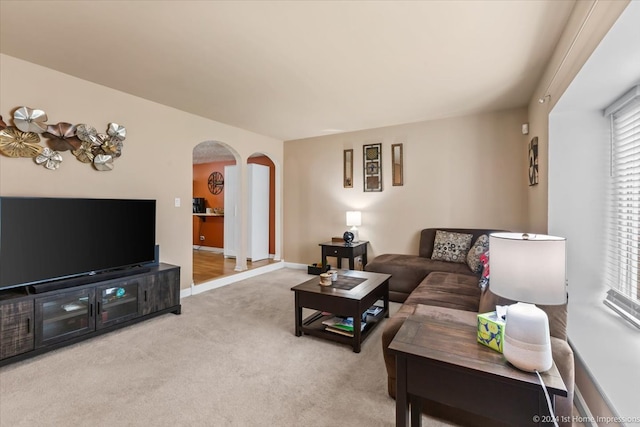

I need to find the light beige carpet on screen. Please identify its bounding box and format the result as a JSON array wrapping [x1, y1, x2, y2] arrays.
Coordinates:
[[0, 268, 455, 427]]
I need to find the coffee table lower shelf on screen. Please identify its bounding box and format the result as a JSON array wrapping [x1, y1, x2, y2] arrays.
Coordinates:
[[300, 309, 385, 349]]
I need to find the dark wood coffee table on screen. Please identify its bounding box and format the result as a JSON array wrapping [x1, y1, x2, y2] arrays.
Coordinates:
[[291, 270, 390, 353], [389, 305, 567, 426]]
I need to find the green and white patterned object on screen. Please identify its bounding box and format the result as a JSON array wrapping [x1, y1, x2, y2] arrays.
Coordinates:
[[477, 311, 505, 353]]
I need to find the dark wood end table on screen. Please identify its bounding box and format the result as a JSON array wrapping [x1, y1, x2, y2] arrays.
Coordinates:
[[389, 305, 567, 426], [291, 270, 390, 353], [319, 241, 368, 270]]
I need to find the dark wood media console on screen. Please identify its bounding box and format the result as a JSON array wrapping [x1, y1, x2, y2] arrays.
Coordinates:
[[0, 263, 181, 365]]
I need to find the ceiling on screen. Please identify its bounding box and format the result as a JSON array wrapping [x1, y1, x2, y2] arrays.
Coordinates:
[[0, 1, 575, 143]]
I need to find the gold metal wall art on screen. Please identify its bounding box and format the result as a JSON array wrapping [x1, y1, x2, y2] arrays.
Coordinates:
[[343, 149, 353, 188], [363, 143, 382, 192], [72, 141, 95, 164], [0, 106, 127, 171], [0, 127, 43, 158], [391, 143, 403, 186]]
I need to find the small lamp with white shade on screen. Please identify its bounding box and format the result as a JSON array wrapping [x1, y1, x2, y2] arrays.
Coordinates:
[[346, 211, 361, 243], [489, 232, 567, 373]]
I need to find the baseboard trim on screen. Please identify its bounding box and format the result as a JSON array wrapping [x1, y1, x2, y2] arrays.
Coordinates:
[[569, 338, 622, 426], [574, 387, 597, 427], [192, 245, 223, 253], [284, 262, 308, 270]]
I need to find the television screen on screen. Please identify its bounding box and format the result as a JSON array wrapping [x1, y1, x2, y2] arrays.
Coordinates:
[[0, 197, 156, 290]]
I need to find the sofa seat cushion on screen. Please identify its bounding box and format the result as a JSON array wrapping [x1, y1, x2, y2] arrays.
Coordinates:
[[406, 272, 482, 313]]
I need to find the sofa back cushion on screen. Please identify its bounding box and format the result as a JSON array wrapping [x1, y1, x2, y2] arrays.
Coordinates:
[[419, 228, 506, 259]]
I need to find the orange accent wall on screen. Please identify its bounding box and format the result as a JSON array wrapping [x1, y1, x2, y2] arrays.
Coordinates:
[[192, 157, 275, 254], [193, 160, 235, 248]]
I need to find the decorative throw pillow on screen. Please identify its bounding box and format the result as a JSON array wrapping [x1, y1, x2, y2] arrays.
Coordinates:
[[466, 234, 490, 273], [430, 230, 473, 263], [479, 251, 490, 290]]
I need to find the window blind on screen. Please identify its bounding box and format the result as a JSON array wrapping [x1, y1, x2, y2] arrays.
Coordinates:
[[604, 85, 640, 328]]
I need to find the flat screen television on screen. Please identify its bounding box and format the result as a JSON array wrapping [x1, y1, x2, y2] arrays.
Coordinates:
[[0, 197, 156, 291]]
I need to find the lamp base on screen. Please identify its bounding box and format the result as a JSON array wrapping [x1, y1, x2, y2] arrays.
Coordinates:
[[503, 302, 553, 372], [350, 226, 359, 243]]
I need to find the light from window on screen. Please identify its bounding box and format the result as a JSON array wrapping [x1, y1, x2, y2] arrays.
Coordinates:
[[604, 85, 640, 329]]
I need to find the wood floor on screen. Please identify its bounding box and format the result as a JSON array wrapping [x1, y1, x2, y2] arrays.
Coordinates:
[[192, 249, 279, 284]]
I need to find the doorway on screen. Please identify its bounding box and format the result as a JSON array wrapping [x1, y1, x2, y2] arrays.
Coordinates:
[[192, 141, 279, 284]]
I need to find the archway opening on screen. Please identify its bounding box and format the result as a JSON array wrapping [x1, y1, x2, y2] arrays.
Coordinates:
[[192, 141, 238, 284]]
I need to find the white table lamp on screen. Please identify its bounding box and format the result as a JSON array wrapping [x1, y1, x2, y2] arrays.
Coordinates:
[[489, 232, 567, 372], [346, 211, 361, 243]]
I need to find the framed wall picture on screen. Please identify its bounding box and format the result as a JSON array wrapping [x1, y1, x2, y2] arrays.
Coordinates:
[[391, 143, 403, 186], [363, 143, 382, 192], [529, 137, 539, 186], [343, 149, 353, 188]]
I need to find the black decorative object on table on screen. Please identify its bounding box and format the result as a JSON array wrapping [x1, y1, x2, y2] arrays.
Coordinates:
[[343, 231, 354, 246]]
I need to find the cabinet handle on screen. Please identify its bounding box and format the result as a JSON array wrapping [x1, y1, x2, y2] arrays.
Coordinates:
[[97, 302, 101, 314], [144, 290, 147, 302], [90, 303, 93, 317], [26, 317, 30, 334]]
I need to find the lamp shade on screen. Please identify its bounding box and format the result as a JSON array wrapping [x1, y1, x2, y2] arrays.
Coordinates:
[[346, 211, 362, 227], [489, 232, 567, 305]]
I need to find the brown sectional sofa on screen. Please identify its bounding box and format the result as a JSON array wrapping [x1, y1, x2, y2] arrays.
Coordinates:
[[365, 228, 502, 302], [366, 228, 575, 426]]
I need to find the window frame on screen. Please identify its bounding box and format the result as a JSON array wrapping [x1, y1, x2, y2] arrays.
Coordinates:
[[603, 85, 640, 328]]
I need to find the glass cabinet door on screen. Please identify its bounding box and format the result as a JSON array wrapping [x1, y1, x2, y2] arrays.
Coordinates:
[[96, 281, 139, 328], [35, 288, 95, 348]]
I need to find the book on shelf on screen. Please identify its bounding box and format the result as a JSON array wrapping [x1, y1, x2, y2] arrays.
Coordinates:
[[322, 316, 366, 334], [325, 326, 356, 337], [365, 305, 383, 316], [321, 305, 382, 332], [322, 316, 354, 331]]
